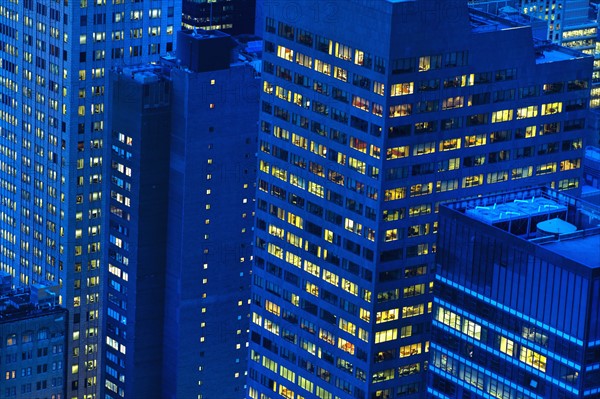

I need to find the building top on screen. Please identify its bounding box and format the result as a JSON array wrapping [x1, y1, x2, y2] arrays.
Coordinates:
[[586, 146, 600, 164], [176, 29, 237, 72], [0, 286, 65, 324], [444, 187, 600, 271], [540, 234, 600, 269], [469, 8, 590, 64]]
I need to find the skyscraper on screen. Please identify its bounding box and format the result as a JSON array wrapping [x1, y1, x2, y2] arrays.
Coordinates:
[[431, 187, 600, 398], [104, 30, 261, 399], [248, 1, 591, 398], [161, 30, 260, 399], [182, 0, 257, 35], [103, 64, 172, 399], [0, 2, 180, 397]]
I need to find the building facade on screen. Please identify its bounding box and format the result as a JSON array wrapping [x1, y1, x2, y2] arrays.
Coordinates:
[[249, 1, 591, 399], [0, 275, 68, 399], [430, 187, 600, 398], [182, 0, 256, 35], [0, 2, 180, 397], [102, 30, 261, 399], [161, 30, 259, 399], [584, 146, 600, 188], [102, 65, 171, 399]]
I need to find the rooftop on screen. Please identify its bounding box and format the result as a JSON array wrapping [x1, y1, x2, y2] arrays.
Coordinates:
[[0, 285, 65, 323], [444, 187, 600, 270], [541, 234, 600, 269]]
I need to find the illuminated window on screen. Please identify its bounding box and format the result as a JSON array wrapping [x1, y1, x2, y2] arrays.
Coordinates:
[[462, 174, 483, 188], [277, 45, 294, 61], [462, 319, 482, 340], [383, 187, 405, 202], [517, 105, 538, 119], [338, 338, 355, 354], [374, 328, 397, 343], [386, 146, 409, 160], [314, 59, 331, 76], [384, 229, 398, 242], [519, 347, 546, 372], [464, 134, 486, 147], [499, 336, 514, 356], [334, 66, 347, 82], [491, 109, 513, 123], [399, 343, 421, 358], [512, 166, 533, 180], [390, 82, 413, 96], [335, 43, 352, 61], [389, 104, 412, 117], [376, 309, 399, 324], [322, 269, 339, 286], [338, 318, 356, 335], [419, 54, 441, 71], [436, 307, 461, 330], [541, 102, 562, 115], [442, 96, 464, 110], [439, 138, 461, 151]]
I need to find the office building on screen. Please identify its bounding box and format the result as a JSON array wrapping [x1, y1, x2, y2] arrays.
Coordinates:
[[0, 2, 180, 397], [102, 64, 171, 399], [0, 272, 68, 399], [430, 187, 600, 398], [161, 30, 260, 399], [248, 1, 591, 398], [103, 30, 260, 398], [182, 0, 257, 35]]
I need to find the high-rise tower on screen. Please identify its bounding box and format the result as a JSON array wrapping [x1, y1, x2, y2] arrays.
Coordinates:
[[103, 30, 261, 399], [249, 1, 591, 398], [0, 2, 180, 397], [103, 64, 171, 399], [161, 30, 260, 399]]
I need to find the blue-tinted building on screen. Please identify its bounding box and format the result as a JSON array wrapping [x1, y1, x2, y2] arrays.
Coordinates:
[[103, 65, 172, 399], [430, 187, 600, 399], [104, 30, 260, 399], [249, 1, 591, 398], [0, 2, 180, 396], [159, 30, 260, 399]]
